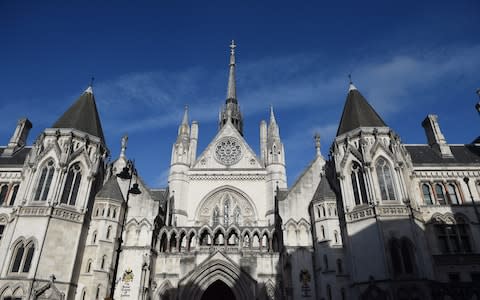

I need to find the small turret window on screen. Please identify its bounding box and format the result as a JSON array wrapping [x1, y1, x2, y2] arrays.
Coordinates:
[[422, 183, 433, 205], [0, 185, 8, 205], [60, 163, 82, 206], [375, 158, 396, 201], [34, 160, 55, 201]]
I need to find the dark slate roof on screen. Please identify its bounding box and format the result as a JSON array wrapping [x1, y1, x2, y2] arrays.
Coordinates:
[[52, 88, 105, 142], [312, 175, 336, 202], [337, 87, 387, 136], [0, 147, 31, 166], [96, 176, 124, 201], [406, 145, 480, 165]]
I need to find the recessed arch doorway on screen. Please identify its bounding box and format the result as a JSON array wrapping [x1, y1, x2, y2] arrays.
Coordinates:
[[200, 280, 236, 300]]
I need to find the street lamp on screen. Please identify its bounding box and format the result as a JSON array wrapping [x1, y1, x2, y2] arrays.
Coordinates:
[[108, 162, 141, 299]]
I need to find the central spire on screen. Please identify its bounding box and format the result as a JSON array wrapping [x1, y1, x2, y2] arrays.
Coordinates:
[[219, 40, 243, 135]]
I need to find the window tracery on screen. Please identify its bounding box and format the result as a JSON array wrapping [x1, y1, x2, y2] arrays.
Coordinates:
[[351, 162, 368, 205], [60, 163, 82, 206], [375, 158, 396, 201], [34, 160, 55, 201]]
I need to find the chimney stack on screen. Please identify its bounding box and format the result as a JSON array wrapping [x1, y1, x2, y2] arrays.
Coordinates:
[[2, 118, 32, 156], [422, 114, 453, 158]]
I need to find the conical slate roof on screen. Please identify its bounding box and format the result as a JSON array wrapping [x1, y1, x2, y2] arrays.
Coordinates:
[[96, 176, 124, 201], [336, 84, 387, 136], [312, 174, 336, 202], [52, 86, 105, 142]]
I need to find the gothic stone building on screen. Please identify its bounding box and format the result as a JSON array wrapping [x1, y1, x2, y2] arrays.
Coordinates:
[[0, 43, 479, 300]]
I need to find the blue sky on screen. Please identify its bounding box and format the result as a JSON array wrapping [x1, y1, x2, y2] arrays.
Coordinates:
[[1, 1, 479, 187]]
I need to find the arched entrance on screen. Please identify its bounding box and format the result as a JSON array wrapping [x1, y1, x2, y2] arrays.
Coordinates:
[[200, 280, 235, 300]]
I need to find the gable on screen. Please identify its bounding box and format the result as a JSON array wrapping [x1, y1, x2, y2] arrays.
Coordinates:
[[192, 121, 263, 169]]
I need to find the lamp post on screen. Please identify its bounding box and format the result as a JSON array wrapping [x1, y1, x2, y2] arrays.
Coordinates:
[[108, 162, 141, 299]]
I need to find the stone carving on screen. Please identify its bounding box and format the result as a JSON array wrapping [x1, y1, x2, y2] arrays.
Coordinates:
[[214, 137, 243, 166]]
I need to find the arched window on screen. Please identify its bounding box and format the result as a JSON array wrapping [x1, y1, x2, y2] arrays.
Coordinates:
[[96, 285, 101, 300], [326, 284, 332, 300], [322, 206, 326, 217], [92, 231, 97, 244], [422, 183, 433, 205], [10, 241, 35, 273], [101, 255, 107, 269], [447, 183, 460, 204], [34, 160, 55, 201], [434, 184, 446, 205], [320, 225, 325, 240], [233, 206, 241, 225], [337, 258, 343, 273], [112, 208, 117, 219], [334, 230, 339, 244], [212, 207, 220, 226], [390, 238, 416, 276], [0, 185, 8, 205], [435, 221, 472, 253], [223, 199, 230, 226], [376, 158, 396, 200], [9, 184, 19, 205], [351, 162, 368, 205], [86, 260, 92, 272], [82, 289, 87, 300], [106, 226, 112, 239], [60, 163, 82, 206], [341, 288, 346, 300], [323, 255, 328, 270], [106, 208, 110, 217]]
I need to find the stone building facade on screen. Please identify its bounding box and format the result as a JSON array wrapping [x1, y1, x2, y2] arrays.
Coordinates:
[[0, 42, 479, 300]]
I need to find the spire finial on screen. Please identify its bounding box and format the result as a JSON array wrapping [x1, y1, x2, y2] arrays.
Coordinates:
[[227, 40, 237, 100], [314, 132, 321, 156], [120, 134, 128, 158], [182, 105, 189, 125], [269, 105, 277, 124], [348, 74, 357, 92], [84, 77, 94, 94]]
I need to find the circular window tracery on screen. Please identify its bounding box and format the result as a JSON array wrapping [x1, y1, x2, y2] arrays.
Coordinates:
[[214, 137, 243, 166]]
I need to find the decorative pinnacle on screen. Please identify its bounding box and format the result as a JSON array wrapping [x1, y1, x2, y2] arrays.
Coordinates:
[[230, 40, 236, 56], [84, 77, 94, 94], [314, 132, 321, 156], [269, 105, 277, 124], [120, 135, 128, 158], [182, 105, 189, 125], [475, 89, 480, 113]]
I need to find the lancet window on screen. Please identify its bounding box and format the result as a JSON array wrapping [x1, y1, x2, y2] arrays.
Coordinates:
[[375, 158, 396, 201], [351, 162, 368, 205], [60, 163, 82, 206], [34, 160, 55, 201]]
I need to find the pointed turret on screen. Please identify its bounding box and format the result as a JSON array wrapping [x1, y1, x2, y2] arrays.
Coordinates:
[[336, 82, 387, 136], [52, 85, 105, 142], [178, 105, 190, 137], [219, 40, 243, 135], [268, 105, 280, 139]]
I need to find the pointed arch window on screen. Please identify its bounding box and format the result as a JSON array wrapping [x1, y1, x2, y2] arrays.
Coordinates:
[[351, 162, 368, 205], [9, 184, 19, 206], [447, 183, 460, 204], [34, 160, 55, 201], [212, 207, 220, 226], [233, 206, 241, 225], [375, 158, 396, 201], [422, 183, 433, 205], [434, 184, 446, 205], [10, 241, 35, 273], [60, 163, 82, 206], [106, 226, 112, 239], [0, 185, 8, 205], [223, 198, 230, 226]]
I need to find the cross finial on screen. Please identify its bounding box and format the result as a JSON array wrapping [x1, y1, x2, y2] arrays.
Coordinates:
[[348, 74, 352, 84], [90, 76, 95, 87], [230, 40, 236, 55]]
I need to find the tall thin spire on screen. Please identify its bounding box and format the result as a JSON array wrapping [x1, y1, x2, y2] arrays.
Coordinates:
[[227, 40, 237, 101], [178, 105, 190, 136], [269, 105, 277, 124], [219, 40, 243, 135], [182, 105, 189, 125]]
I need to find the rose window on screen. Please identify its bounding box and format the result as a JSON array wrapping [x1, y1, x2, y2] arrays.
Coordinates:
[[214, 137, 243, 165]]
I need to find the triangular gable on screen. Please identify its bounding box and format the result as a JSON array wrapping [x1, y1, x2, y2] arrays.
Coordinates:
[[192, 121, 263, 169]]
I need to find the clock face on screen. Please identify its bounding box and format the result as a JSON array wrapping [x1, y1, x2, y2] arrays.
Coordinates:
[[214, 137, 243, 166]]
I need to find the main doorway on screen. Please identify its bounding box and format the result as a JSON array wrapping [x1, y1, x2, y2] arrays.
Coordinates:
[[200, 280, 236, 300]]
